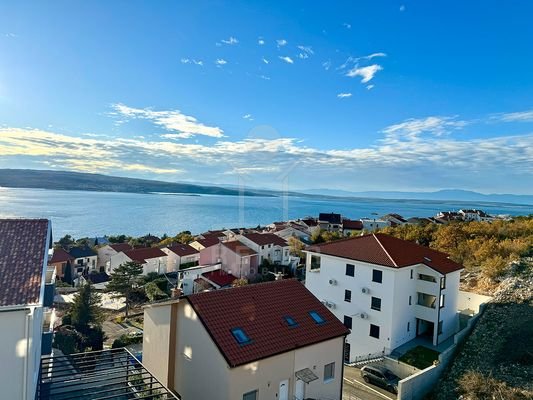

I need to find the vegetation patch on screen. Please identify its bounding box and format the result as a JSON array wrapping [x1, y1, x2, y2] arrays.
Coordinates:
[[398, 345, 440, 369]]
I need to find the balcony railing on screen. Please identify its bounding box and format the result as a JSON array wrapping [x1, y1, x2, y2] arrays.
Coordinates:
[[44, 266, 56, 307], [41, 310, 55, 355], [417, 292, 437, 309]]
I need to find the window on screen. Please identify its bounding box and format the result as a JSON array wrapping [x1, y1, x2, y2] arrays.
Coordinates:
[[407, 322, 410, 332], [344, 289, 352, 302], [310, 255, 321, 270], [345, 264, 355, 277], [243, 390, 258, 400], [261, 245, 264, 250], [344, 343, 351, 363], [410, 269, 413, 279], [409, 295, 412, 305], [231, 328, 251, 345], [284, 316, 298, 327], [309, 311, 326, 324], [372, 269, 382, 283], [324, 362, 335, 382], [369, 324, 380, 339], [418, 273, 436, 282], [344, 315, 352, 329], [438, 321, 443, 335], [439, 294, 445, 308], [371, 297, 382, 311], [440, 276, 446, 289]]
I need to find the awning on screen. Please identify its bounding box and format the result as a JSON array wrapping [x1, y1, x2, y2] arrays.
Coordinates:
[[295, 368, 319, 383]]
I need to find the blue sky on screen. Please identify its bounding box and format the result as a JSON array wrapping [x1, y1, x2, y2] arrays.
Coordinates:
[[0, 1, 532, 194]]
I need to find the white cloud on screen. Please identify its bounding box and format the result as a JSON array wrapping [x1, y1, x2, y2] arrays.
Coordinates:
[[337, 93, 352, 98], [258, 37, 265, 45], [215, 59, 227, 66], [495, 110, 533, 122], [322, 60, 332, 70], [400, 5, 406, 11], [366, 85, 374, 90], [279, 56, 294, 64], [3, 33, 17, 38], [110, 103, 224, 138], [382, 116, 468, 143], [297, 45, 314, 55], [259, 75, 271, 80], [181, 58, 203, 66], [346, 64, 383, 83], [343, 23, 351, 29], [220, 36, 239, 45], [262, 57, 269, 64], [242, 114, 253, 121], [276, 39, 288, 47]]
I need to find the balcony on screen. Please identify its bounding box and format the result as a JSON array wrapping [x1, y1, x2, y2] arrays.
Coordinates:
[[44, 266, 56, 307], [41, 310, 55, 355], [417, 292, 437, 309], [416, 279, 439, 296]]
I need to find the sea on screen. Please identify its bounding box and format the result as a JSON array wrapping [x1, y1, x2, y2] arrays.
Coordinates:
[[0, 187, 531, 240]]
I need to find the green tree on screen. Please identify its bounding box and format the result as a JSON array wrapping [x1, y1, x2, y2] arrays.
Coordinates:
[[69, 283, 103, 334], [287, 236, 305, 258], [63, 260, 73, 285], [57, 234, 75, 249], [107, 261, 144, 318], [145, 281, 169, 302]]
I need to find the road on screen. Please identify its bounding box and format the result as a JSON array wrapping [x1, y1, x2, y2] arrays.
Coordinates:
[[343, 366, 397, 400], [102, 318, 143, 346]]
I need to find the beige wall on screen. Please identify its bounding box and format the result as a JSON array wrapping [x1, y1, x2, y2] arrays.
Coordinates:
[[142, 303, 173, 386]]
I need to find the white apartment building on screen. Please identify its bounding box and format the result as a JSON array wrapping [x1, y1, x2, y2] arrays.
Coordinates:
[[161, 243, 200, 272], [0, 219, 54, 400], [108, 247, 167, 275], [305, 233, 463, 362], [238, 233, 291, 265]]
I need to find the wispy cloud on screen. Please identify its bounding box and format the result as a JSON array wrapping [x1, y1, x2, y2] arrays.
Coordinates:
[[110, 103, 224, 139], [220, 36, 239, 45], [400, 5, 406, 11], [494, 109, 533, 122], [366, 85, 375, 90], [262, 57, 269, 64], [215, 58, 228, 66], [346, 64, 383, 83], [259, 75, 271, 80], [181, 58, 203, 66], [322, 60, 332, 71], [382, 116, 468, 143], [297, 45, 314, 59], [337, 93, 352, 98], [276, 39, 288, 47], [343, 23, 351, 29], [242, 114, 254, 121], [258, 37, 265, 45], [3, 33, 17, 38], [279, 56, 294, 64]]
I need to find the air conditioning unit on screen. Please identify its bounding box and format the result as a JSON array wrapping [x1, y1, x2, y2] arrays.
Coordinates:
[[328, 279, 337, 285], [361, 287, 370, 294], [321, 300, 336, 309], [360, 312, 368, 319]]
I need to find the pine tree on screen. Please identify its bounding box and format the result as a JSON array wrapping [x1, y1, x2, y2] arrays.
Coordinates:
[[63, 260, 73, 285], [107, 261, 144, 318], [70, 283, 103, 334]]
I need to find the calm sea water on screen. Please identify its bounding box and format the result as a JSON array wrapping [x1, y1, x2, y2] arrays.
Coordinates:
[[0, 187, 531, 239]]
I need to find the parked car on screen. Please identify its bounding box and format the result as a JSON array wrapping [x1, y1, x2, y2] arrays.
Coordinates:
[[360, 365, 399, 394]]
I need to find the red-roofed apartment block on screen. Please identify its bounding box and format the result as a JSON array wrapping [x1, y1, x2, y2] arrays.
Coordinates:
[[305, 233, 464, 362], [143, 279, 349, 400], [108, 247, 167, 275]]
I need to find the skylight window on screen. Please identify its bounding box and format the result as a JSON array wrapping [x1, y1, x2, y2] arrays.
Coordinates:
[[309, 311, 326, 324], [231, 328, 251, 344], [284, 316, 298, 327]]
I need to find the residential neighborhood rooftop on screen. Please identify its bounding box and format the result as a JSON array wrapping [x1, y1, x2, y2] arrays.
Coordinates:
[[124, 247, 166, 264], [166, 243, 199, 257], [49, 247, 73, 264], [242, 232, 288, 247], [109, 243, 133, 253], [307, 233, 463, 275], [318, 212, 342, 224], [222, 240, 257, 256], [68, 245, 97, 259], [185, 279, 350, 367], [195, 235, 221, 248], [201, 269, 238, 287], [0, 218, 50, 307]]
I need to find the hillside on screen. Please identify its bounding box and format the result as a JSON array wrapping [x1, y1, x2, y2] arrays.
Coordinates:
[[0, 169, 271, 197]]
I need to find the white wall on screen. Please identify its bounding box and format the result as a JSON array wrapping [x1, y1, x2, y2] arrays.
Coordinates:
[[96, 245, 117, 269], [457, 290, 492, 315], [143, 303, 172, 386], [108, 252, 166, 276]]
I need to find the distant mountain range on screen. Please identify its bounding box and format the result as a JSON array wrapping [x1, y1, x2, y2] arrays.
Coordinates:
[[301, 188, 533, 206], [0, 169, 269, 197]]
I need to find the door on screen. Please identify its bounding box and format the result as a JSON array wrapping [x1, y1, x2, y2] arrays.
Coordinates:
[[279, 379, 289, 400], [295, 379, 305, 400]]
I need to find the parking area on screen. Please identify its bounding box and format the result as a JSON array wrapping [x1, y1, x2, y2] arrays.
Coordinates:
[[343, 366, 397, 400]]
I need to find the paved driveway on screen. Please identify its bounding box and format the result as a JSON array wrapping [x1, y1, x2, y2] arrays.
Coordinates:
[[102, 319, 142, 346], [343, 366, 397, 400]]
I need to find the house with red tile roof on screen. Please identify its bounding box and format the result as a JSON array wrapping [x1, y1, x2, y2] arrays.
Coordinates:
[[0, 219, 55, 399], [341, 219, 363, 236], [48, 247, 74, 280], [161, 243, 200, 272], [143, 279, 349, 400], [96, 243, 133, 271], [305, 233, 464, 362], [239, 233, 291, 266], [200, 269, 238, 289], [108, 246, 167, 275]]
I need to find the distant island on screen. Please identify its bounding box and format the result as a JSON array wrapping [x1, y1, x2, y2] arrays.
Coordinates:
[[0, 169, 271, 197]]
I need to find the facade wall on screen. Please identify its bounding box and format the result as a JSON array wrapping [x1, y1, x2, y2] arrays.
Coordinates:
[[199, 244, 220, 265], [108, 252, 130, 274], [161, 248, 200, 273], [141, 256, 167, 275], [220, 245, 254, 278], [457, 290, 492, 315], [142, 304, 172, 386], [96, 246, 117, 269]]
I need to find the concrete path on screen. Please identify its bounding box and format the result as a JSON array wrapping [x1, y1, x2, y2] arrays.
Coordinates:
[[343, 366, 397, 400]]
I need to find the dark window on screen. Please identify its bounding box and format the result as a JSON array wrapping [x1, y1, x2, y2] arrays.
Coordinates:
[[438, 321, 443, 335], [283, 316, 298, 327], [371, 297, 381, 311], [418, 273, 436, 282], [410, 269, 413, 279], [310, 255, 321, 270], [369, 324, 380, 339], [344, 289, 352, 302], [344, 315, 352, 329], [243, 390, 258, 400], [439, 294, 445, 308], [440, 276, 446, 289], [345, 264, 355, 277], [324, 362, 335, 381], [409, 295, 412, 305], [407, 321, 410, 332], [231, 328, 251, 345], [344, 343, 351, 363], [309, 311, 325, 324], [372, 269, 383, 283]]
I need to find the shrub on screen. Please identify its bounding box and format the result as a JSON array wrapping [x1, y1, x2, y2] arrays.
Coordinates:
[[112, 333, 143, 349]]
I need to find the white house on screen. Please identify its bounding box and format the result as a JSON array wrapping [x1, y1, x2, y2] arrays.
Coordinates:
[[108, 247, 167, 275], [238, 233, 291, 266], [0, 219, 54, 400], [458, 209, 495, 222], [360, 218, 391, 232], [161, 243, 200, 272], [304, 233, 463, 362], [68, 246, 98, 275], [96, 243, 132, 270], [318, 213, 343, 233], [143, 279, 349, 400]]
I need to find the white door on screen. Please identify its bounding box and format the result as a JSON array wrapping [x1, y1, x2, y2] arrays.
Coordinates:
[[279, 379, 289, 400], [295, 379, 305, 400]]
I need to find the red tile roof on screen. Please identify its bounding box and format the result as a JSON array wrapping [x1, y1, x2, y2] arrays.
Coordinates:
[[201, 270, 238, 287], [166, 243, 199, 257], [307, 233, 463, 275], [222, 241, 257, 256], [124, 247, 166, 264], [342, 219, 363, 230], [109, 243, 133, 253], [196, 236, 220, 248], [50, 248, 74, 264], [186, 279, 349, 367], [0, 219, 51, 307], [242, 233, 288, 247]]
